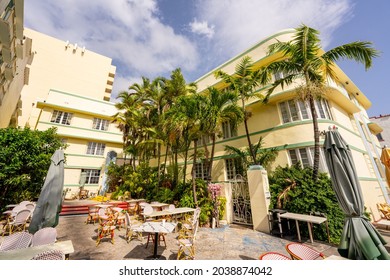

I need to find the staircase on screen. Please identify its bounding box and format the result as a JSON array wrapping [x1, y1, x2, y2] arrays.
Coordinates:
[[59, 201, 129, 216]]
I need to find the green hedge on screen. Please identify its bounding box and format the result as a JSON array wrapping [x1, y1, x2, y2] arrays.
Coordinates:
[[269, 164, 344, 244]]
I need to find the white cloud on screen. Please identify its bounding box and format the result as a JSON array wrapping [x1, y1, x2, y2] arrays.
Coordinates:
[[189, 19, 215, 38], [192, 0, 353, 67], [24, 0, 199, 94]]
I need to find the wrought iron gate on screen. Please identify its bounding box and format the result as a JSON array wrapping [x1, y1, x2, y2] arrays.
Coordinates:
[[231, 176, 252, 225]]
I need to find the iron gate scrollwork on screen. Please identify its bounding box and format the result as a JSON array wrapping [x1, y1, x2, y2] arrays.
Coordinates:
[[231, 175, 252, 225]]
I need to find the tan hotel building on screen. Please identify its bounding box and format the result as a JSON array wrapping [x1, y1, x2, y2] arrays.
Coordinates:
[[17, 28, 122, 197], [0, 0, 32, 128], [191, 29, 389, 221]]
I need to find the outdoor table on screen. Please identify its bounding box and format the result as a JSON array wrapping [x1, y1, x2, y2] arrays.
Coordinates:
[[144, 207, 196, 221], [0, 240, 74, 260], [279, 212, 330, 243], [133, 221, 177, 259], [149, 202, 169, 211]]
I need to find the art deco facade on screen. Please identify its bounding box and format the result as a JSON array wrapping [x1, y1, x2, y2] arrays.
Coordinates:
[[192, 29, 388, 221], [18, 28, 121, 197]]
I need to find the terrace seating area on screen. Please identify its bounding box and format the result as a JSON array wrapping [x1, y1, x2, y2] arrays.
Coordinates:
[[1, 198, 364, 260]]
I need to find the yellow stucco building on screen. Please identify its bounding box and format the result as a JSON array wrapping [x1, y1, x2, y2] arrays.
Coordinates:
[[17, 28, 122, 197], [0, 0, 32, 128], [192, 29, 388, 221]]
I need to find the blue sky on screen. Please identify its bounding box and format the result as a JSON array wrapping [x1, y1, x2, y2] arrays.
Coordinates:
[[24, 0, 389, 117]]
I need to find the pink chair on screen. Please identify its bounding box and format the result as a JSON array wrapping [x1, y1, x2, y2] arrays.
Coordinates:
[[0, 232, 33, 251], [31, 227, 57, 246], [259, 252, 291, 260], [285, 242, 325, 260]]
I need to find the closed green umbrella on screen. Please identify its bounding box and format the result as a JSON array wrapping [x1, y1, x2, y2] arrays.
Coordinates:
[[324, 129, 390, 259], [29, 149, 65, 234]]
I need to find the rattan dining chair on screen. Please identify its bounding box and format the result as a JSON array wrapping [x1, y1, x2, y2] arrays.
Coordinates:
[[31, 249, 65, 260], [0, 231, 33, 251], [31, 227, 57, 246], [259, 252, 291, 260], [285, 242, 325, 260]]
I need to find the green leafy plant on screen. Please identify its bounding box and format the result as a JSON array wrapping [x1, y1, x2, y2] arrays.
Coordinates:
[[0, 127, 64, 211], [269, 164, 344, 244]]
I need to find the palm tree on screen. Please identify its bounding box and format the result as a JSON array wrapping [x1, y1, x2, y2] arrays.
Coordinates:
[[262, 24, 379, 180], [215, 56, 268, 165], [200, 87, 244, 180], [162, 68, 197, 187], [224, 136, 278, 175]]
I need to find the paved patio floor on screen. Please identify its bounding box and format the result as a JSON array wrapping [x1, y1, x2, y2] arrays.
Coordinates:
[[55, 215, 342, 260]]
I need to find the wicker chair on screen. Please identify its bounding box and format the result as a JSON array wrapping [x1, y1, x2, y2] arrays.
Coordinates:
[[285, 242, 325, 260], [85, 206, 99, 225], [259, 252, 292, 260], [31, 227, 57, 246], [0, 232, 33, 251], [177, 209, 200, 260], [124, 212, 143, 243], [4, 209, 31, 235], [31, 249, 65, 260]]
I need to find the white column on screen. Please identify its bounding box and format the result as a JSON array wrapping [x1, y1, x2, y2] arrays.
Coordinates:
[[247, 165, 271, 233]]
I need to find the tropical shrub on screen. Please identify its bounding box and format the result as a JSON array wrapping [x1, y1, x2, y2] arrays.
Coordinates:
[[269, 164, 344, 244], [0, 127, 64, 211]]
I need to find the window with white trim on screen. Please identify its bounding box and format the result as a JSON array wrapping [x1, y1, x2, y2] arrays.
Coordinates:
[[92, 118, 109, 131], [86, 142, 106, 156], [50, 110, 73, 125], [222, 121, 237, 139], [196, 135, 211, 146], [225, 158, 244, 180], [279, 99, 332, 124], [194, 162, 209, 180], [81, 169, 101, 184], [288, 147, 328, 172]]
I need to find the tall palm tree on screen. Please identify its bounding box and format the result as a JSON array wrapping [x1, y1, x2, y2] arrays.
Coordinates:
[[162, 68, 197, 187], [215, 56, 268, 165], [262, 24, 379, 180], [200, 87, 244, 180]]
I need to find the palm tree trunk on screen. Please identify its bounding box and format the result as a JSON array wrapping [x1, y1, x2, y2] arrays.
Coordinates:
[[182, 141, 190, 185], [162, 143, 170, 177], [157, 143, 162, 185], [309, 96, 320, 180], [192, 140, 198, 205], [207, 134, 216, 182], [242, 98, 256, 163]]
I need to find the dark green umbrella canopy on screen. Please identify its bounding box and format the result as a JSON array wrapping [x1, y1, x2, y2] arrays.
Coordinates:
[[324, 129, 390, 259], [29, 149, 65, 234]]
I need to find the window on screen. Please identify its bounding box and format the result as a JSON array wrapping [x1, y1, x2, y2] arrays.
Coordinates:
[[81, 169, 101, 184], [279, 99, 332, 124], [196, 135, 210, 146], [87, 142, 106, 156], [225, 158, 244, 180], [194, 162, 209, 180], [222, 121, 237, 139], [92, 118, 109, 131], [288, 147, 328, 172], [50, 110, 73, 125]]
